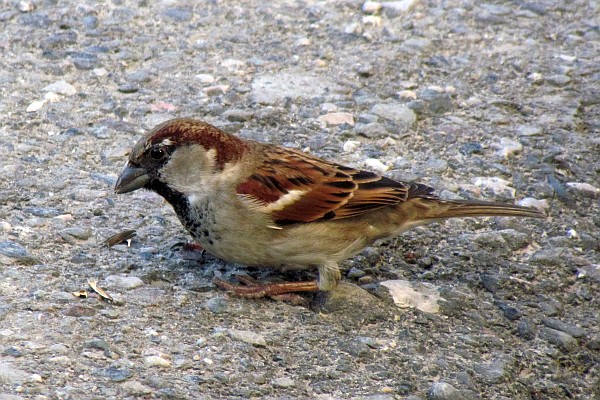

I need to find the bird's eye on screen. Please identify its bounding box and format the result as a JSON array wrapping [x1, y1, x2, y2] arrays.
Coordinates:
[[149, 147, 166, 160]]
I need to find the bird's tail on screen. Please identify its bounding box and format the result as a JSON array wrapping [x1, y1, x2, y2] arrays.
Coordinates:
[[421, 199, 545, 220]]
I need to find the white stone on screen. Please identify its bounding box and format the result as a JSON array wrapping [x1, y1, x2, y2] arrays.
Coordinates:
[[317, 112, 354, 127], [397, 90, 417, 100], [228, 329, 267, 347], [362, 15, 382, 26], [381, 280, 441, 313], [381, 0, 419, 12], [145, 355, 171, 367], [365, 158, 389, 173], [495, 137, 523, 158], [343, 140, 361, 152], [26, 99, 46, 112], [473, 177, 516, 198], [362, 1, 382, 14], [566, 182, 600, 195], [196, 74, 215, 83], [517, 197, 549, 212], [104, 275, 144, 290], [42, 80, 76, 96]]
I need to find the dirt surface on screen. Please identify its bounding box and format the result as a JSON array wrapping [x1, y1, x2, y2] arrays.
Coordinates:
[[1, 1, 599, 399]]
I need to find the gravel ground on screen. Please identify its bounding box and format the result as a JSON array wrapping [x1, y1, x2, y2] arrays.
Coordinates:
[[1, 0, 599, 399]]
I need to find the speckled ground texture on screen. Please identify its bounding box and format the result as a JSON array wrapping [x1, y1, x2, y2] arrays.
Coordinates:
[[0, 0, 599, 399]]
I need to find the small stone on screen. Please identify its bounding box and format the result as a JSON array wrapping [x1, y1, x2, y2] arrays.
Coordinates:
[[71, 52, 98, 70], [0, 361, 31, 384], [222, 109, 254, 122], [145, 355, 171, 368], [318, 112, 355, 127], [517, 125, 543, 136], [472, 177, 516, 199], [370, 103, 416, 129], [419, 87, 454, 114], [104, 275, 144, 290], [362, 15, 382, 26], [205, 297, 228, 314], [517, 198, 549, 213], [105, 367, 132, 382], [542, 318, 585, 338], [26, 99, 46, 112], [474, 359, 509, 384], [343, 140, 361, 152], [365, 158, 389, 173], [121, 380, 153, 395], [517, 319, 536, 340], [540, 327, 577, 351], [530, 247, 569, 267], [565, 182, 600, 197], [427, 381, 462, 400], [459, 142, 483, 155], [42, 80, 76, 96], [272, 377, 295, 388], [227, 329, 267, 347], [196, 73, 215, 83], [60, 227, 92, 240], [495, 138, 522, 158], [545, 74, 571, 86], [381, 280, 441, 313], [117, 84, 139, 94], [362, 1, 382, 14], [17, 1, 34, 12], [397, 90, 417, 100], [162, 7, 193, 22]]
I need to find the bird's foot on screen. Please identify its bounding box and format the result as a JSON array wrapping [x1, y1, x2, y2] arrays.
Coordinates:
[[213, 274, 317, 306]]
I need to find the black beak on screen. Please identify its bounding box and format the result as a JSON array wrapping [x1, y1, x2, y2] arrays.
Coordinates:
[[115, 164, 150, 194]]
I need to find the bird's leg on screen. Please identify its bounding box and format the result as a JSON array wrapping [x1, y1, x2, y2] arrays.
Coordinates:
[[213, 275, 318, 303]]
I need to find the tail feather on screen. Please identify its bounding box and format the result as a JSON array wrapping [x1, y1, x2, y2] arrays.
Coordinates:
[[422, 199, 545, 220]]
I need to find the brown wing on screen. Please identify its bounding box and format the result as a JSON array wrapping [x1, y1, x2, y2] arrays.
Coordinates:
[[236, 146, 435, 225]]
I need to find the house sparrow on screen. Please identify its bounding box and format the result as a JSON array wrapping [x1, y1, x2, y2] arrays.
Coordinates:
[[115, 118, 544, 298]]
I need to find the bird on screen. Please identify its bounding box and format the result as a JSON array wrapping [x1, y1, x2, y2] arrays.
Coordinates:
[[114, 118, 544, 299]]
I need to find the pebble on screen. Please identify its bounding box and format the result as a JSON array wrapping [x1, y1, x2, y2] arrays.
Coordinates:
[[419, 87, 454, 114], [474, 359, 509, 384], [530, 247, 569, 267], [362, 15, 382, 26], [427, 381, 462, 400], [380, 280, 441, 313], [0, 361, 31, 384], [364, 158, 389, 173], [251, 73, 337, 104], [370, 103, 416, 129], [354, 122, 388, 138], [565, 182, 600, 197], [495, 137, 522, 158], [26, 99, 46, 112], [542, 318, 585, 338], [104, 367, 133, 382], [222, 109, 254, 122], [121, 380, 153, 395], [343, 140, 361, 152], [145, 355, 171, 368], [196, 73, 215, 83], [517, 197, 549, 213], [162, 7, 193, 22], [381, 0, 419, 14], [70, 52, 98, 70], [517, 125, 543, 136], [545, 74, 571, 86], [517, 319, 537, 340], [362, 1, 382, 14], [227, 329, 267, 347], [42, 80, 76, 96], [472, 177, 516, 198], [104, 275, 144, 290], [204, 297, 229, 314], [272, 377, 295, 388], [539, 327, 577, 352], [318, 112, 355, 127]]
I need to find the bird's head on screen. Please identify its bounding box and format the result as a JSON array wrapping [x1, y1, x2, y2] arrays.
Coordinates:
[[114, 118, 250, 199]]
